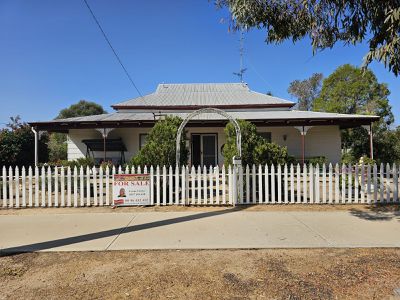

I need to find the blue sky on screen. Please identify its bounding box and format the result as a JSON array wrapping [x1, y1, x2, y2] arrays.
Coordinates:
[[0, 0, 399, 126]]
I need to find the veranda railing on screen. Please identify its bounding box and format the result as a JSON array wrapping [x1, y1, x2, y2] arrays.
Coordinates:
[[1, 164, 399, 208]]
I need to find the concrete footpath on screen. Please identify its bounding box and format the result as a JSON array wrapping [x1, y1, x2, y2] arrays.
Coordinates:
[[0, 209, 399, 253]]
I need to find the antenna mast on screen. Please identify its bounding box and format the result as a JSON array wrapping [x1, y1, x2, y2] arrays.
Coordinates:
[[233, 31, 247, 82]]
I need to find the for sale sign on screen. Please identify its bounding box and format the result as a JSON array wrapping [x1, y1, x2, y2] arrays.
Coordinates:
[[113, 174, 151, 206]]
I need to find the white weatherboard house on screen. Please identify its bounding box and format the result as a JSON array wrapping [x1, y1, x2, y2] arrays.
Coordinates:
[[30, 83, 378, 166]]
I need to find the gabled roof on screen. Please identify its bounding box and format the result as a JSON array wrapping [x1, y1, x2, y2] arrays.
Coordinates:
[[111, 83, 295, 110]]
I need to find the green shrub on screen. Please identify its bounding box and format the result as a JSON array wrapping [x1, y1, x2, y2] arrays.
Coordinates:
[[307, 156, 327, 165], [131, 116, 188, 166], [222, 119, 292, 166]]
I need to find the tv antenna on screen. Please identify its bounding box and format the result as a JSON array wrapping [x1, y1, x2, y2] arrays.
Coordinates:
[[233, 31, 247, 82]]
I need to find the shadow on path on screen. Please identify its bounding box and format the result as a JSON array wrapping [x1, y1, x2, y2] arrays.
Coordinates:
[[349, 205, 400, 222], [0, 207, 248, 256]]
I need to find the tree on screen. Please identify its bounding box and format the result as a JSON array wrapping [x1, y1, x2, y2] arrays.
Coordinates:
[[48, 100, 107, 162], [313, 64, 397, 163], [0, 116, 48, 167], [223, 119, 292, 166], [131, 116, 188, 166], [288, 73, 323, 110], [217, 0, 400, 76], [56, 100, 107, 119]]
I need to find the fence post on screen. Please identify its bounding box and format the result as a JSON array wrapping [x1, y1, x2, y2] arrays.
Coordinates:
[[41, 166, 46, 207], [28, 166, 33, 207], [156, 166, 160, 206], [73, 166, 78, 207], [296, 164, 301, 204], [258, 164, 264, 204], [86, 166, 91, 207], [60, 166, 65, 207], [181, 165, 186, 205], [54, 166, 59, 207], [150, 166, 154, 206], [67, 167, 72, 207], [197, 165, 202, 205], [92, 167, 97, 206], [169, 166, 173, 205], [334, 164, 340, 204], [379, 163, 384, 203], [252, 164, 256, 204], [315, 164, 320, 204], [373, 164, 378, 203], [215, 165, 220, 205], [309, 164, 314, 204], [2, 167, 7, 208], [341, 164, 346, 204], [360, 163, 365, 203], [191, 166, 196, 205], [302, 164, 307, 203], [367, 164, 372, 204], [81, 166, 85, 206], [35, 166, 39, 207], [393, 164, 398, 203], [21, 166, 26, 208], [228, 165, 232, 205], [386, 163, 391, 203], [203, 166, 208, 205], [9, 166, 14, 208], [271, 164, 275, 203], [245, 165, 250, 204], [348, 164, 352, 204], [98, 167, 103, 207], [328, 164, 333, 204], [354, 164, 359, 204], [175, 165, 180, 205], [290, 164, 295, 203], [222, 165, 226, 205], [232, 164, 237, 206], [322, 164, 326, 203], [15, 166, 20, 208], [47, 166, 52, 207], [265, 164, 269, 204], [209, 165, 213, 205], [162, 166, 167, 206]]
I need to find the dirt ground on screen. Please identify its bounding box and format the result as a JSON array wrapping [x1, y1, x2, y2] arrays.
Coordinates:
[[0, 249, 399, 300], [0, 203, 399, 215]]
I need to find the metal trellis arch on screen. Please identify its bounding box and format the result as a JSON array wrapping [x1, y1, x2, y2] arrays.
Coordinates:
[[176, 108, 242, 167]]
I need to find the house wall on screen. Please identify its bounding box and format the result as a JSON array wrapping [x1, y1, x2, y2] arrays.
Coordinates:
[[67, 125, 341, 164]]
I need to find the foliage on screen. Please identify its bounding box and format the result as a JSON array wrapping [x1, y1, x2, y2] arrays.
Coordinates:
[[217, 0, 400, 76], [358, 155, 376, 166], [313, 64, 398, 164], [288, 73, 323, 111], [222, 119, 292, 166], [131, 116, 188, 166], [307, 156, 327, 165], [48, 133, 68, 162], [56, 100, 107, 119], [0, 116, 48, 167], [40, 157, 95, 168], [48, 100, 107, 162]]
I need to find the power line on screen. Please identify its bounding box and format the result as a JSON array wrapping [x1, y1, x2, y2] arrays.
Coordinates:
[[82, 0, 143, 98]]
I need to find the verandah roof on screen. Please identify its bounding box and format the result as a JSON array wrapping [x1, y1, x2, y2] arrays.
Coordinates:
[[29, 110, 379, 132]]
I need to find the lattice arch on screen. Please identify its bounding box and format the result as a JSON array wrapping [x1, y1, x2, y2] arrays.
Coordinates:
[[175, 108, 242, 167]]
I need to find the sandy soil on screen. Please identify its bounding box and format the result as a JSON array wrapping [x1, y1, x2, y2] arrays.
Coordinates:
[[1, 249, 400, 299], [0, 204, 399, 215]]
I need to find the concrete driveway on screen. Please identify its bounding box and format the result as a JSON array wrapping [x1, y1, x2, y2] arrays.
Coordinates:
[[0, 208, 399, 253]]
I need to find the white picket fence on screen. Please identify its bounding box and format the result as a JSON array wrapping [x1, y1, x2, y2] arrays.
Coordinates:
[[1, 163, 399, 208]]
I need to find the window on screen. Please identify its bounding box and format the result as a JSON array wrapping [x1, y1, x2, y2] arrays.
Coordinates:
[[139, 134, 148, 150], [258, 132, 272, 143]]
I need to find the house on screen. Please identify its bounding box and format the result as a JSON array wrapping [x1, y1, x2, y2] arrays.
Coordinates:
[[29, 83, 379, 166]]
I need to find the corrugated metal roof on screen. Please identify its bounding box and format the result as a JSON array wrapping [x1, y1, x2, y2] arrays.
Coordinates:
[[112, 83, 294, 108], [41, 110, 378, 124]]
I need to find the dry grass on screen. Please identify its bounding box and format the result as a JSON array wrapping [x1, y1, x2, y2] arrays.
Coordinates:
[[1, 249, 400, 299]]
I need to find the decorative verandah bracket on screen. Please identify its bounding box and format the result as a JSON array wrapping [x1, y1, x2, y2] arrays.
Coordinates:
[[294, 126, 313, 165], [95, 128, 115, 163]]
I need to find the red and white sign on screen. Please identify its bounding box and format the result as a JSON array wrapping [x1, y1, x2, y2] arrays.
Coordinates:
[[113, 174, 151, 206]]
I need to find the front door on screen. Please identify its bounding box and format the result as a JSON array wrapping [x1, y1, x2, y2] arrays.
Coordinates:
[[191, 134, 217, 167]]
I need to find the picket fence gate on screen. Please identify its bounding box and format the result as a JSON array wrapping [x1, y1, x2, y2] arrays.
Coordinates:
[[1, 163, 399, 208]]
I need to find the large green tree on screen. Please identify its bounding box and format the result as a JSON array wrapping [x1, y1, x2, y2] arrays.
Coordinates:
[[288, 73, 323, 111], [217, 0, 400, 76], [313, 64, 397, 163], [48, 100, 107, 162]]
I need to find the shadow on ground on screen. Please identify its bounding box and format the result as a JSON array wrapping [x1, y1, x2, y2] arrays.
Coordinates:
[[349, 204, 400, 221], [0, 206, 250, 256]]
